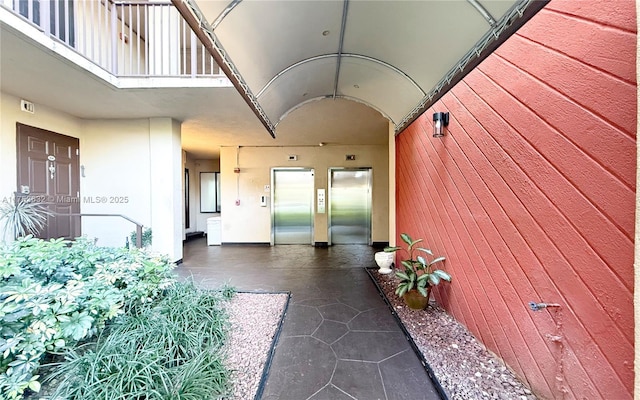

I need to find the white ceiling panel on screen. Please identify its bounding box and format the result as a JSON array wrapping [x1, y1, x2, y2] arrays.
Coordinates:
[[177, 0, 548, 138], [258, 56, 337, 123], [337, 55, 424, 124], [213, 1, 344, 89], [343, 1, 489, 92]]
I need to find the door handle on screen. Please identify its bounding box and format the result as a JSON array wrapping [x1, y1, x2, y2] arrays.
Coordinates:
[[49, 162, 56, 179]]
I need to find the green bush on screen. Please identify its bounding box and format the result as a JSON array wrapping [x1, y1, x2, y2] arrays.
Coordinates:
[[50, 282, 231, 399], [0, 236, 176, 400]]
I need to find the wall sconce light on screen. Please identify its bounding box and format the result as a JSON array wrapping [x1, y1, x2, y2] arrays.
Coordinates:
[[433, 112, 449, 138]]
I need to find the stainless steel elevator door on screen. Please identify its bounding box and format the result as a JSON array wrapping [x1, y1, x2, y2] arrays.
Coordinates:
[[273, 169, 314, 245], [329, 168, 372, 245]]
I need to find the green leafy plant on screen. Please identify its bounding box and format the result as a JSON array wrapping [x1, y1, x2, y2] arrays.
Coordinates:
[[0, 236, 177, 399], [130, 227, 153, 248], [385, 233, 451, 301], [49, 281, 232, 399], [0, 196, 51, 240]]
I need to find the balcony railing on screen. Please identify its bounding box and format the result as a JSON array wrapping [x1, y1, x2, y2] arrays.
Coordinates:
[[6, 0, 221, 77]]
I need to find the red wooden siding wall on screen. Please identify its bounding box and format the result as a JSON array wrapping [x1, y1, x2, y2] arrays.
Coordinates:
[[395, 1, 636, 399]]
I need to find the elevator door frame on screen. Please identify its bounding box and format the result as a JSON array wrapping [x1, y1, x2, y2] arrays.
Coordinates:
[[328, 167, 372, 246], [270, 167, 315, 246]]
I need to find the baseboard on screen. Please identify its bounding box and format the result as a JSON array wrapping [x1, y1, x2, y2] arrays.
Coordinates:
[[314, 242, 329, 248], [221, 242, 271, 247], [183, 231, 205, 243]]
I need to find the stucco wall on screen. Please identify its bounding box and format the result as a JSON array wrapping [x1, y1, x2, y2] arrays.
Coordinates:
[[81, 119, 152, 248], [396, 2, 636, 399], [0, 93, 183, 261], [219, 145, 389, 244], [0, 93, 83, 242]]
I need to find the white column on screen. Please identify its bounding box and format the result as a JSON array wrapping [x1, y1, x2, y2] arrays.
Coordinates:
[[149, 118, 182, 262]]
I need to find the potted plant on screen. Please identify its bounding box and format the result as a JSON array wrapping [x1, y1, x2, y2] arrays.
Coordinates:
[[0, 194, 50, 240], [384, 233, 451, 310]]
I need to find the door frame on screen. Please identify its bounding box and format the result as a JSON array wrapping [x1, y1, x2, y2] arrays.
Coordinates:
[[16, 123, 81, 240], [327, 167, 373, 246], [270, 167, 315, 246]]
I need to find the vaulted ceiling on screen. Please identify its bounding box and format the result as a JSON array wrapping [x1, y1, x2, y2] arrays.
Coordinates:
[[174, 0, 547, 139]]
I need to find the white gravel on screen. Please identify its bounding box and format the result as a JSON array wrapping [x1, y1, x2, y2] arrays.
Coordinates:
[[223, 292, 289, 400], [372, 271, 537, 400]]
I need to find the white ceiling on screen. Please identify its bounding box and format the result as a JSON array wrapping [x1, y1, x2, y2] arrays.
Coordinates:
[[1, 1, 545, 159], [179, 0, 545, 137]]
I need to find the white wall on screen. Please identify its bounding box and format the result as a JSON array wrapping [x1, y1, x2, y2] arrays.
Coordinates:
[[0, 93, 184, 261], [183, 155, 220, 235], [80, 119, 152, 247], [0, 93, 83, 241], [219, 145, 389, 244]]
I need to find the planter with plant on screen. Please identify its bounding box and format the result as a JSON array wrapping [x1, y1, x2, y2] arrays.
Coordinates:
[[384, 233, 451, 310]]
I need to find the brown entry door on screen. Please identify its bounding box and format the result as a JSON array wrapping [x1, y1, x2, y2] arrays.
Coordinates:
[[17, 123, 80, 239]]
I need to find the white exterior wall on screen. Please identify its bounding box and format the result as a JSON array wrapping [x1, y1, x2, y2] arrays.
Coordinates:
[[0, 92, 184, 262], [0, 93, 83, 242], [80, 119, 152, 248], [219, 145, 389, 244]]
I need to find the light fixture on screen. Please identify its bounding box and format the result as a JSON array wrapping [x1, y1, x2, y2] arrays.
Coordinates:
[[433, 112, 449, 138]]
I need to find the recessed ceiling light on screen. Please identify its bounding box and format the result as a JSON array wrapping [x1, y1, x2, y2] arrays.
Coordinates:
[[353, 84, 359, 89], [322, 30, 330, 36]]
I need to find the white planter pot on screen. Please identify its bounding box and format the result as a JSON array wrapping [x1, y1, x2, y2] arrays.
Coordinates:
[[374, 251, 394, 274]]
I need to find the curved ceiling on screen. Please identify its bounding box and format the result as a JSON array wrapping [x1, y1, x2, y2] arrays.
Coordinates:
[[173, 0, 547, 139]]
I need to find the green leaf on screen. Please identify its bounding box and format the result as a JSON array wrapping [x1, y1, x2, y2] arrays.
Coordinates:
[[60, 311, 94, 340], [429, 274, 441, 286], [401, 260, 413, 269], [432, 269, 452, 281], [400, 233, 412, 246], [429, 256, 446, 266], [396, 284, 408, 298], [416, 256, 427, 267], [395, 271, 410, 281], [417, 247, 433, 256], [383, 246, 401, 253], [28, 378, 41, 393], [417, 273, 429, 282], [417, 286, 428, 297]]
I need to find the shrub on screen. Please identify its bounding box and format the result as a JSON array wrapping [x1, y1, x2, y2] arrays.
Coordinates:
[[49, 281, 231, 399], [0, 236, 176, 400]]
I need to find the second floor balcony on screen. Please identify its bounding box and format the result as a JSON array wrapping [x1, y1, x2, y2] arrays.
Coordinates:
[[2, 0, 224, 79]]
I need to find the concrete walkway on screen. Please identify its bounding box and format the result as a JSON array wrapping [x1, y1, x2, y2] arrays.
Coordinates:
[[178, 238, 440, 400]]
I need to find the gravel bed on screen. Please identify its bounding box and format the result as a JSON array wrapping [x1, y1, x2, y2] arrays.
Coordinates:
[[223, 292, 289, 400], [371, 270, 537, 400]]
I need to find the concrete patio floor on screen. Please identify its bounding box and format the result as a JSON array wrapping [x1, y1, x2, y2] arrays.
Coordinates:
[[177, 238, 441, 400]]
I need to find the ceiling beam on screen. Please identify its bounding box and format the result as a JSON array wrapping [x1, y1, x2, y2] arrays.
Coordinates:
[[332, 0, 350, 99], [172, 0, 277, 139]]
